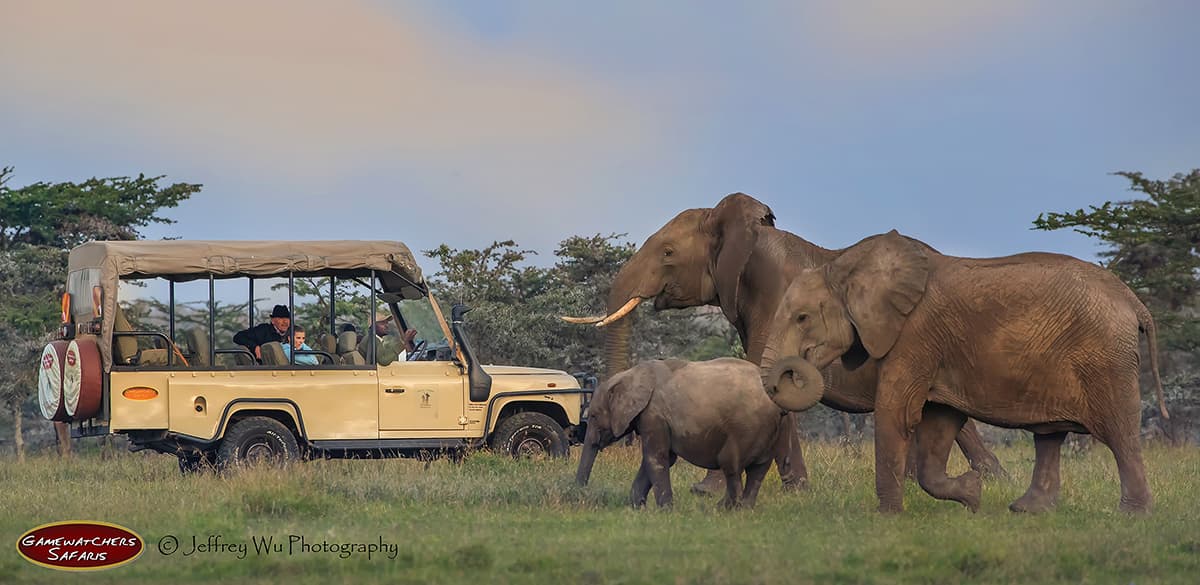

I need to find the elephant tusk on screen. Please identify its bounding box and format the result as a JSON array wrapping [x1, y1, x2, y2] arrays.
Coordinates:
[[596, 297, 643, 328], [560, 315, 605, 324]]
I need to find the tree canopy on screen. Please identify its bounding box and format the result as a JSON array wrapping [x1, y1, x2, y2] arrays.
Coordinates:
[[0, 166, 201, 251], [1033, 169, 1200, 352]]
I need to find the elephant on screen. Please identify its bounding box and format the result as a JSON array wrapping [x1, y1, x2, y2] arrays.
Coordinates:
[[563, 193, 1006, 494], [760, 230, 1170, 514], [574, 358, 823, 509]]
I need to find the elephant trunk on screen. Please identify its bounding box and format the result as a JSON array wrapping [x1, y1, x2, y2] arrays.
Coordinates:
[[602, 315, 632, 377], [575, 432, 600, 486], [762, 355, 825, 412]]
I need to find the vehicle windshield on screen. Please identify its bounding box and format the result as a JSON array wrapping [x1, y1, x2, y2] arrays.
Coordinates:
[[392, 296, 453, 360]]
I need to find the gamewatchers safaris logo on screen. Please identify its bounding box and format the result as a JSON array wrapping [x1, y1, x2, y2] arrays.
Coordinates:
[[16, 521, 144, 571]]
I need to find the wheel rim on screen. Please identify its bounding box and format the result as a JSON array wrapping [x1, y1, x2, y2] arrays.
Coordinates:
[[513, 430, 551, 458], [242, 436, 278, 463]]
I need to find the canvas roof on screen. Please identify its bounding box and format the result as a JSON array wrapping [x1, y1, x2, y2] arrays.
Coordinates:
[[68, 240, 426, 370]]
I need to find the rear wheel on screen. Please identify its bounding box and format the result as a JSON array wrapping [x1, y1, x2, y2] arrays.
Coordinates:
[[491, 412, 568, 459], [216, 417, 300, 469]]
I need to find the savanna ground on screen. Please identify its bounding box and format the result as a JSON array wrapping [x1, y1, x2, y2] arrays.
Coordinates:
[[2, 441, 1197, 584]]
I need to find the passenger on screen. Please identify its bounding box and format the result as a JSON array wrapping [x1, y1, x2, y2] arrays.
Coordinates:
[[283, 325, 319, 365], [233, 304, 291, 359]]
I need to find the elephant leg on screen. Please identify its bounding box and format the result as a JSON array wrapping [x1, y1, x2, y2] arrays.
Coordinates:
[[630, 460, 652, 508], [956, 419, 1008, 479], [718, 443, 745, 509], [640, 435, 674, 509], [691, 468, 725, 496], [740, 460, 772, 509], [1009, 432, 1066, 513], [914, 403, 981, 512], [873, 369, 924, 514], [775, 413, 809, 491], [1109, 436, 1152, 514], [1093, 421, 1151, 514], [720, 469, 744, 510]]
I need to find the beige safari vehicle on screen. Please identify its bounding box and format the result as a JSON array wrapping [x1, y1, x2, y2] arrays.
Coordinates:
[[38, 240, 587, 471]]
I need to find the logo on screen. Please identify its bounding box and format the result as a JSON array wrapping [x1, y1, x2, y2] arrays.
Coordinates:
[[42, 353, 54, 370], [66, 349, 78, 367], [17, 521, 144, 571]]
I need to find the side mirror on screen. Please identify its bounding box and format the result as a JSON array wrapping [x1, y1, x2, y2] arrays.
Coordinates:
[[450, 304, 492, 402]]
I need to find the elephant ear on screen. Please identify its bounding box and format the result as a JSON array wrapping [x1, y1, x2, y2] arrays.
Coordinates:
[[703, 193, 776, 325], [827, 230, 930, 359], [607, 361, 670, 437]]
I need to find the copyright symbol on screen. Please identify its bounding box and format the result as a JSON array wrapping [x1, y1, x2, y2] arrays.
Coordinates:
[[158, 535, 179, 555]]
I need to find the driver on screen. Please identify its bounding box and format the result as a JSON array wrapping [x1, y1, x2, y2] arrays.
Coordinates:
[[361, 316, 420, 363]]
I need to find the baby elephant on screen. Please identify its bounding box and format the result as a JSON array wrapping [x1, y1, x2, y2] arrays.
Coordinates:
[[574, 358, 822, 509]]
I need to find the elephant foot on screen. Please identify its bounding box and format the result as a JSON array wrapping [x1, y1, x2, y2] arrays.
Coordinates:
[[1009, 492, 1057, 514], [780, 476, 809, 492], [971, 456, 1009, 481], [690, 472, 725, 496], [958, 470, 983, 513], [877, 500, 904, 514], [1118, 498, 1151, 515]]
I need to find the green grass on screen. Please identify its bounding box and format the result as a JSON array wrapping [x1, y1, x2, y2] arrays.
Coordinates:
[[2, 442, 1197, 584]]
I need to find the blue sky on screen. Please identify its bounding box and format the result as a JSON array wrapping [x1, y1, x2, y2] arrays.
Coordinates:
[[1, 1, 1197, 275]]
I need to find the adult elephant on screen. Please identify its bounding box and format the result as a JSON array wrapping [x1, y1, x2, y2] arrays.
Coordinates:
[[564, 193, 1005, 492], [760, 230, 1169, 513]]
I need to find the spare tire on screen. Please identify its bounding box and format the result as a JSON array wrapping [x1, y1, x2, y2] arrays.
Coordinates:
[[38, 341, 69, 421], [64, 338, 103, 420]]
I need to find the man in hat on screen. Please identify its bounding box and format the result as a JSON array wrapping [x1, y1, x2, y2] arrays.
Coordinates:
[[234, 304, 292, 359], [361, 315, 419, 364]]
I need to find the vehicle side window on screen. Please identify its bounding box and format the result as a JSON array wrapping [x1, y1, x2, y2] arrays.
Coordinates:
[[114, 278, 174, 367]]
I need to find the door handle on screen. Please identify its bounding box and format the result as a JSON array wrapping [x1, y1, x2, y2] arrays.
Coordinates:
[[385, 388, 406, 394]]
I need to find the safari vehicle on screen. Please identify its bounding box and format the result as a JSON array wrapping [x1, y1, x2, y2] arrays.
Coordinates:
[[38, 240, 587, 471]]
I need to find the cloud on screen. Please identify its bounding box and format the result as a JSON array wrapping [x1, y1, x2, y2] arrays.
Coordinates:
[[752, 0, 1045, 80], [0, 0, 666, 201]]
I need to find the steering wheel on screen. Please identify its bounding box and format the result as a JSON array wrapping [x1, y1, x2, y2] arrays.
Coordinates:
[[406, 339, 428, 361]]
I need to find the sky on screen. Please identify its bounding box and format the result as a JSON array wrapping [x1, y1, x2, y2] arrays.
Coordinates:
[[2, 1, 1197, 275]]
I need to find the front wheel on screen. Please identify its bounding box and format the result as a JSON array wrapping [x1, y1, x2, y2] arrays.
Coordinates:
[[216, 416, 300, 469], [491, 412, 568, 459]]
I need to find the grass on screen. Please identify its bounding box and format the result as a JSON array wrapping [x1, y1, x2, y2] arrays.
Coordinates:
[[2, 441, 1197, 584]]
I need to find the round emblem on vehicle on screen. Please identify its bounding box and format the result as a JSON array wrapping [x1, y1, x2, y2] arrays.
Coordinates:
[[63, 342, 83, 416], [38, 342, 67, 420]]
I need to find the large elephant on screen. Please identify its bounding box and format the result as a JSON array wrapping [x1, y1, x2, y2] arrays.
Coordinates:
[[575, 358, 823, 508], [564, 193, 1005, 492], [761, 230, 1169, 513]]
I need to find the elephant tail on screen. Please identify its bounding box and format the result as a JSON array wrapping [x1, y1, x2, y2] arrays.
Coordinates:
[[1135, 303, 1169, 420]]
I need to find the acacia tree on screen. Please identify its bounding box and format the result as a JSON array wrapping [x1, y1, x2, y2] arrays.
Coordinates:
[[0, 166, 200, 458]]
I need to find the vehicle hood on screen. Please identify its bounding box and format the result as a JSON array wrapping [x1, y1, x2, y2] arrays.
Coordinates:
[[482, 365, 572, 377]]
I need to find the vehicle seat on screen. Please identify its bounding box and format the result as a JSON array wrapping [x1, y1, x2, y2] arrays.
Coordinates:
[[337, 331, 365, 365], [112, 304, 139, 365], [313, 333, 337, 357], [137, 348, 168, 366], [183, 328, 211, 367], [260, 341, 288, 366]]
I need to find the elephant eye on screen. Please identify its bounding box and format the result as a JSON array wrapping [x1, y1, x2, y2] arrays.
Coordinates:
[[663, 249, 674, 258], [796, 313, 808, 324]]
